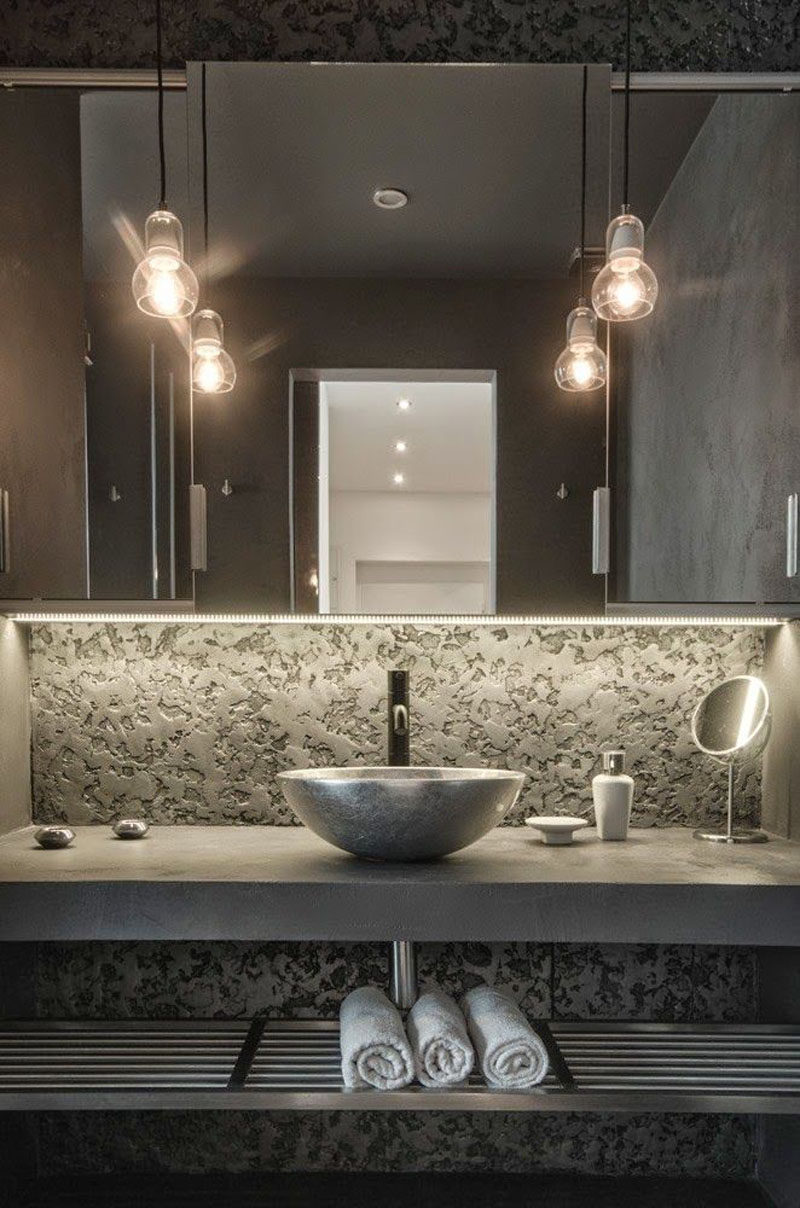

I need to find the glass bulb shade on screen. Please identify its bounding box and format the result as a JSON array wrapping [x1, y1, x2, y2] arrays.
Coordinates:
[[193, 308, 225, 358], [132, 210, 199, 318], [554, 305, 606, 392], [192, 344, 236, 394], [592, 211, 658, 322]]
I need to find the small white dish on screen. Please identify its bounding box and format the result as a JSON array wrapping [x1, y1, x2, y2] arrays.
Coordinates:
[[524, 816, 589, 845]]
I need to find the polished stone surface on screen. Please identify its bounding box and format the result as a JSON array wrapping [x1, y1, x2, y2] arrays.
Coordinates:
[[29, 622, 763, 831], [0, 825, 798, 943], [33, 825, 75, 850], [2, 823, 798, 885]]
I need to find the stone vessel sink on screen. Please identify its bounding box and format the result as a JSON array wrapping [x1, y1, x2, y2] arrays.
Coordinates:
[[277, 766, 525, 861]]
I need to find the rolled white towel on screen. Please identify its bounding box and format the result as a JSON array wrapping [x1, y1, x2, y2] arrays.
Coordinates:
[[407, 988, 475, 1087], [339, 986, 414, 1090], [462, 984, 549, 1089]]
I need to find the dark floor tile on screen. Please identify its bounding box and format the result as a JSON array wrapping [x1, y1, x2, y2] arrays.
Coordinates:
[[17, 1172, 774, 1208]]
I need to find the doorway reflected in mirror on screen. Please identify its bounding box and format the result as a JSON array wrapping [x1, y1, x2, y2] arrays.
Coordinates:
[[292, 371, 495, 615]]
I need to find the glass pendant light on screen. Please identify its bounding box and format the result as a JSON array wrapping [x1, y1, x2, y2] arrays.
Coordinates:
[[132, 0, 198, 318], [192, 64, 237, 394], [555, 66, 607, 393], [192, 309, 236, 393], [555, 304, 606, 391], [592, 0, 658, 322]]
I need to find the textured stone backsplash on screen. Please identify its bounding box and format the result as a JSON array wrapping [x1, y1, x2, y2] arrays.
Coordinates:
[[30, 622, 762, 828], [35, 1109, 755, 1179], [32, 940, 757, 1025]]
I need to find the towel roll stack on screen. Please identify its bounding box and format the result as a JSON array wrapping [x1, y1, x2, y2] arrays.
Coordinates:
[[462, 984, 549, 1089], [339, 986, 414, 1090], [407, 989, 475, 1087]]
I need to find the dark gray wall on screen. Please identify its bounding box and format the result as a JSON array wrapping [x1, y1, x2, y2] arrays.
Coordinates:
[[616, 94, 800, 604], [2, 1, 798, 71], [762, 622, 800, 840], [0, 618, 31, 836], [192, 276, 605, 613]]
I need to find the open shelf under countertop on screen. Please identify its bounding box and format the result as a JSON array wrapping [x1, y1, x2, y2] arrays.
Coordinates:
[[2, 1019, 800, 1115]]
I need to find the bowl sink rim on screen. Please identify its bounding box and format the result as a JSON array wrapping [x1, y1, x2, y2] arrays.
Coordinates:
[[278, 766, 526, 783]]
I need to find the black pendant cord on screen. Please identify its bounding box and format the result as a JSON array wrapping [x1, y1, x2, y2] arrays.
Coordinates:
[[156, 0, 167, 210], [622, 0, 632, 211], [579, 63, 588, 303], [201, 61, 210, 295]]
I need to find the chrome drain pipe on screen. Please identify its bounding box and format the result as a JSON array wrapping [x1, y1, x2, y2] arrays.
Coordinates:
[[390, 940, 418, 1009]]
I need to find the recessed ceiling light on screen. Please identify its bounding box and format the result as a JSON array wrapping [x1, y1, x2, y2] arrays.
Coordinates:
[[395, 440, 407, 453], [373, 187, 408, 210], [393, 473, 405, 485], [396, 398, 411, 411]]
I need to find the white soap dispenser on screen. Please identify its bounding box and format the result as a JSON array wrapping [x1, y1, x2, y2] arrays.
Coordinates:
[[592, 750, 634, 840]]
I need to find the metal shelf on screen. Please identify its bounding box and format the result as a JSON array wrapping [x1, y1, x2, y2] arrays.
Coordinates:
[[2, 1019, 800, 1113]]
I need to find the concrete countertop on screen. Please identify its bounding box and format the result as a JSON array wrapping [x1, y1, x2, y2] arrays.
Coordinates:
[[0, 825, 799, 944]]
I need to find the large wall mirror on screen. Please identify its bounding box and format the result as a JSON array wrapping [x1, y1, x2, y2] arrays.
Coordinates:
[[186, 63, 611, 615], [5, 67, 793, 614]]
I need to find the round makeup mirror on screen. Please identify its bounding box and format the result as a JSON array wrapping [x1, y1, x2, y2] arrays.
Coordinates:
[[691, 675, 771, 844]]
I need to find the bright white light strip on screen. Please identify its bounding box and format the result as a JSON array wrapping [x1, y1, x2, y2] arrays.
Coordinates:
[[5, 612, 782, 627]]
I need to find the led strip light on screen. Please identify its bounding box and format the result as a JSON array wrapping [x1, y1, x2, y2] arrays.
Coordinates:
[[5, 612, 783, 627]]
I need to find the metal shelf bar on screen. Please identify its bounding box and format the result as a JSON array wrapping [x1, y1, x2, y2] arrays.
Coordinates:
[[4, 1019, 800, 1114]]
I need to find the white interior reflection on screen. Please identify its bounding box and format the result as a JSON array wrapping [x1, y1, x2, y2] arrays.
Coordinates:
[[318, 376, 496, 614]]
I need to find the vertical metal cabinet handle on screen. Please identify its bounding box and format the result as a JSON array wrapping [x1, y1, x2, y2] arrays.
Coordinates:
[[190, 484, 208, 573], [0, 490, 9, 573], [787, 493, 799, 578], [392, 704, 409, 736], [592, 486, 610, 575]]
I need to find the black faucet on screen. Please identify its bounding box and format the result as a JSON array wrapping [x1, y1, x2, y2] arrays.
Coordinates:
[[388, 669, 410, 766]]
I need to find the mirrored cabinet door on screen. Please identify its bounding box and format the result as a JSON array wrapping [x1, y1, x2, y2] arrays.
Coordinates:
[[610, 88, 800, 608], [187, 62, 611, 616], [0, 88, 88, 600], [0, 83, 194, 602]]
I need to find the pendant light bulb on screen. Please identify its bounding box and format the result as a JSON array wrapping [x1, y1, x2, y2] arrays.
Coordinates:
[[592, 0, 659, 323], [554, 304, 606, 392], [555, 67, 604, 394], [192, 308, 236, 394], [591, 211, 658, 322], [133, 0, 198, 319], [133, 210, 199, 318]]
